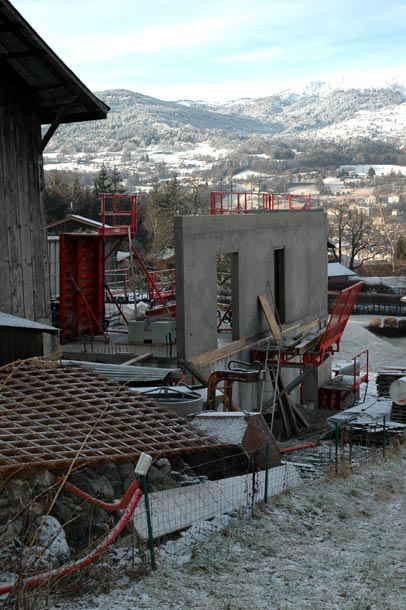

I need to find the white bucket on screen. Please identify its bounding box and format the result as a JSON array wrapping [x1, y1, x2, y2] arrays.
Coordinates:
[[389, 376, 406, 405]]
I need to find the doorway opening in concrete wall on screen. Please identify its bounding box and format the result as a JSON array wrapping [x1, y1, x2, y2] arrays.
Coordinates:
[[216, 252, 239, 340], [274, 248, 286, 324]]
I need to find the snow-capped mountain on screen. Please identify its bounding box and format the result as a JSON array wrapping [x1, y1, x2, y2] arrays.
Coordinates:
[[45, 79, 406, 158]]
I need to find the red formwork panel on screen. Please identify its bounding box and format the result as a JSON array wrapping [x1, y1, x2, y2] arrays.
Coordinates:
[[317, 281, 364, 359], [59, 234, 104, 342]]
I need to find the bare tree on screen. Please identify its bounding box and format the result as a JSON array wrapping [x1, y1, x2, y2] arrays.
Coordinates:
[[328, 204, 348, 263], [375, 203, 400, 272], [345, 207, 384, 270], [328, 203, 384, 270]]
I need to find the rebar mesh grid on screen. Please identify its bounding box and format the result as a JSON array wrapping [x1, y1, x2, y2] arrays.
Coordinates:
[[0, 361, 229, 475]]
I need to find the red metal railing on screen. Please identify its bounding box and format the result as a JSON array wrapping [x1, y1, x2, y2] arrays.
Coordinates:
[[210, 192, 250, 214], [147, 269, 176, 302], [262, 193, 311, 210], [210, 192, 311, 215], [99, 193, 137, 237], [352, 348, 369, 393]]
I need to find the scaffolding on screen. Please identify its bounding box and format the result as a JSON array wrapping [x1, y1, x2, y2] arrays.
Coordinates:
[[59, 193, 176, 343]]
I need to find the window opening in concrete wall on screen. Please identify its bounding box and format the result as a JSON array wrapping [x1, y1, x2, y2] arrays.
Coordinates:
[[216, 253, 239, 341], [274, 248, 286, 324]]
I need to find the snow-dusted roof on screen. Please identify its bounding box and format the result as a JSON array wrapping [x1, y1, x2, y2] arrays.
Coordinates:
[[47, 215, 111, 230], [0, 311, 57, 333], [328, 262, 357, 278]]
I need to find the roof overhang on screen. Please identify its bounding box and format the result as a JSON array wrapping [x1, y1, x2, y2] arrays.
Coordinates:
[[0, 311, 58, 333], [0, 0, 109, 125]]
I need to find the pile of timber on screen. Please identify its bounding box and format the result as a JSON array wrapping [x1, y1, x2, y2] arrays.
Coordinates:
[[376, 368, 406, 397], [391, 403, 406, 424]]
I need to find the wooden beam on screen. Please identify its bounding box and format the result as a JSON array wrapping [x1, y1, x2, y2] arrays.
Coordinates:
[[41, 103, 73, 151], [295, 330, 324, 354], [189, 339, 248, 367], [258, 294, 282, 343], [121, 353, 153, 366], [0, 50, 47, 61], [282, 316, 327, 337]]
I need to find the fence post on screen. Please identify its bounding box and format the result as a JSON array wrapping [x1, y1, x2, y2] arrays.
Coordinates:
[[264, 441, 270, 504], [335, 422, 339, 474], [141, 476, 157, 571]]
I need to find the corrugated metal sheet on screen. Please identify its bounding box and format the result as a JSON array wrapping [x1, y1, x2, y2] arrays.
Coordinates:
[[61, 359, 181, 385], [0, 361, 231, 475]]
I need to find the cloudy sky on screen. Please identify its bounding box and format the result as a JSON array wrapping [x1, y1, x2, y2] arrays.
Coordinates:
[[11, 0, 406, 102]]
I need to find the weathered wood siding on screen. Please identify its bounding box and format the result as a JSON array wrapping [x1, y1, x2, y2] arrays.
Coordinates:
[[0, 72, 49, 321]]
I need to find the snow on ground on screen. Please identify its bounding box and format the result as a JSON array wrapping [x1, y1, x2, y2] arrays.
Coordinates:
[[47, 449, 406, 610], [42, 316, 406, 610], [333, 314, 406, 373], [338, 164, 406, 177]]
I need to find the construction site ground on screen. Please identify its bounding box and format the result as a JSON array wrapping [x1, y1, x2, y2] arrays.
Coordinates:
[[46, 447, 405, 610], [41, 316, 406, 610]]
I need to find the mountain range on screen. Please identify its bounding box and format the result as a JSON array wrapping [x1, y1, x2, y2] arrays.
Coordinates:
[[45, 80, 406, 159]]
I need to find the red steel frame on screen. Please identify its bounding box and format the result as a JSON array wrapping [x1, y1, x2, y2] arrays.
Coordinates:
[[59, 234, 106, 342], [98, 193, 175, 315], [147, 269, 176, 302], [316, 281, 364, 362], [217, 302, 232, 331], [333, 348, 369, 394], [99, 193, 137, 237], [252, 281, 365, 400], [59, 192, 177, 343], [352, 348, 369, 392]]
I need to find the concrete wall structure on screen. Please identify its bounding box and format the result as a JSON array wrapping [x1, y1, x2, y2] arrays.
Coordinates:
[[175, 210, 328, 361]]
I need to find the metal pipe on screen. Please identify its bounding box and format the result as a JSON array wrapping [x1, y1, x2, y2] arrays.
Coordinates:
[[56, 476, 140, 511], [279, 441, 321, 453]]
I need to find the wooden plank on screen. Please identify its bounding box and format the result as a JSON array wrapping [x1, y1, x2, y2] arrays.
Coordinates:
[[295, 330, 324, 354], [121, 353, 153, 365], [292, 404, 310, 428], [269, 367, 291, 437], [0, 94, 12, 314], [189, 338, 248, 367], [258, 294, 282, 343], [179, 359, 209, 385], [282, 317, 327, 336]]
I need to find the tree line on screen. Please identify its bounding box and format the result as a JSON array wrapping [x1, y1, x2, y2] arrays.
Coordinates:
[[44, 166, 211, 266], [45, 164, 406, 274]]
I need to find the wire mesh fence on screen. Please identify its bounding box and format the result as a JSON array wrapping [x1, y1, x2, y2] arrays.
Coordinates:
[[132, 422, 405, 567], [1, 419, 405, 603]]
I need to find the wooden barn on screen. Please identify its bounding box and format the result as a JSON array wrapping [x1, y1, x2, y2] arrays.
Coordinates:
[[0, 0, 109, 329]]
